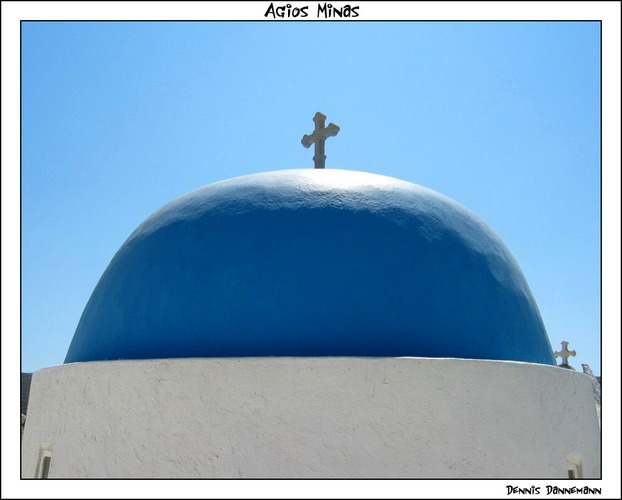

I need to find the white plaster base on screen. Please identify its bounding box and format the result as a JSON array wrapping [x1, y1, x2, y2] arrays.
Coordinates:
[[21, 357, 600, 478]]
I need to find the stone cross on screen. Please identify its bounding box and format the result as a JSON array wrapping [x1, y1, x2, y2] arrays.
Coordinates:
[[301, 112, 340, 169], [554, 341, 576, 368]]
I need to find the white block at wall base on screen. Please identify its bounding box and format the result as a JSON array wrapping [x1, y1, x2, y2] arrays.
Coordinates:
[[21, 357, 600, 478]]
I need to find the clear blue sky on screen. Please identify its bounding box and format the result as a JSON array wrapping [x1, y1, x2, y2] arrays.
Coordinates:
[[20, 20, 602, 374]]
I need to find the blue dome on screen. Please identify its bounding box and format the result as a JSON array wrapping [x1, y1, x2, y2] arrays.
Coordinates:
[[65, 169, 555, 365]]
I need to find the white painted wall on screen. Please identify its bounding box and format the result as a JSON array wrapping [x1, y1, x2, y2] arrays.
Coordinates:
[[21, 357, 600, 478]]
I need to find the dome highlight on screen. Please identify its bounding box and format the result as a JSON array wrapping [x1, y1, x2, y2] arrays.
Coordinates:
[[65, 169, 555, 365]]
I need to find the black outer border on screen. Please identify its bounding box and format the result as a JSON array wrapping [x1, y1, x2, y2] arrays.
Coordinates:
[[19, 13, 604, 486]]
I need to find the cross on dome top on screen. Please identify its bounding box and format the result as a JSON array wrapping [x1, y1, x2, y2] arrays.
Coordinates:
[[301, 112, 340, 169]]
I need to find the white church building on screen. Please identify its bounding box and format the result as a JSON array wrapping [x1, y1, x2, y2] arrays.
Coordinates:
[[21, 113, 600, 479]]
